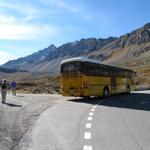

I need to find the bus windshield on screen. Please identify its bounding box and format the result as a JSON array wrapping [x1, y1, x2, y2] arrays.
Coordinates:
[[61, 62, 82, 73]]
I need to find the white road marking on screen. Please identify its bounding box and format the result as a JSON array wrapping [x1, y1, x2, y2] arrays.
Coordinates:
[[86, 123, 92, 128], [91, 109, 95, 112], [84, 132, 92, 139], [83, 101, 105, 150], [87, 117, 92, 121], [83, 145, 92, 150], [93, 106, 97, 109], [89, 112, 94, 116]]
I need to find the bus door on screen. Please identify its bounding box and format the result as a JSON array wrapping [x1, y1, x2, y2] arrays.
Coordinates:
[[111, 71, 117, 94]]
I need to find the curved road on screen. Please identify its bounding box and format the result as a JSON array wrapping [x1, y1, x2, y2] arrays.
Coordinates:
[[0, 91, 150, 150], [26, 91, 150, 150]]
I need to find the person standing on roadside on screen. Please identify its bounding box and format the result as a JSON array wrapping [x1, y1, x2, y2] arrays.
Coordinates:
[[11, 81, 17, 96], [1, 79, 8, 104]]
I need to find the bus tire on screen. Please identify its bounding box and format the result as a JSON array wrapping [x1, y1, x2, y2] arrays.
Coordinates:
[[103, 86, 109, 98], [126, 85, 130, 93]]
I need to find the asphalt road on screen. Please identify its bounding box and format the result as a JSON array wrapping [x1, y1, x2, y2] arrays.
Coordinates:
[[0, 91, 150, 150], [0, 94, 69, 150]]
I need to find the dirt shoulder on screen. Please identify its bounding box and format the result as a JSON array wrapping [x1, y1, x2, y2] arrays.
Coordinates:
[[0, 94, 65, 150]]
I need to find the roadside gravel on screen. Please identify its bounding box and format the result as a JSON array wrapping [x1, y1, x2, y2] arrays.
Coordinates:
[[0, 94, 67, 150]]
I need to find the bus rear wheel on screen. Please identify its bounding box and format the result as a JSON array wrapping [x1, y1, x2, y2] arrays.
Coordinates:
[[126, 85, 130, 93], [103, 87, 109, 98]]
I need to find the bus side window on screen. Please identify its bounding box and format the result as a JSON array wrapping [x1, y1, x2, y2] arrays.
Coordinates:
[[95, 65, 99, 75], [85, 63, 91, 75], [101, 66, 109, 76], [74, 62, 81, 73]]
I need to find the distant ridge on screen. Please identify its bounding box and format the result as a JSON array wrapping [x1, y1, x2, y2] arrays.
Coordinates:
[[0, 67, 27, 73], [2, 23, 150, 74], [3, 37, 116, 73]]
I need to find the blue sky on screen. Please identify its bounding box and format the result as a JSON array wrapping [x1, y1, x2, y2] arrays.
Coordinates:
[[0, 0, 150, 64]]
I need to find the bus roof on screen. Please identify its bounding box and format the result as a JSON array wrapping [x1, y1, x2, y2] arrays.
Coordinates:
[[61, 57, 101, 65], [61, 57, 135, 73]]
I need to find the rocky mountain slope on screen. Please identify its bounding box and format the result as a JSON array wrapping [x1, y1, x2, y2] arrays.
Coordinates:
[[3, 37, 117, 73], [90, 23, 150, 65], [0, 67, 27, 73], [3, 23, 150, 78]]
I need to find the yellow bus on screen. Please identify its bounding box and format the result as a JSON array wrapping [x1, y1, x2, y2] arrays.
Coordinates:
[[60, 57, 136, 97]]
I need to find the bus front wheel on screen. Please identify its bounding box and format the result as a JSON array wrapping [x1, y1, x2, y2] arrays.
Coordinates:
[[103, 87, 109, 98]]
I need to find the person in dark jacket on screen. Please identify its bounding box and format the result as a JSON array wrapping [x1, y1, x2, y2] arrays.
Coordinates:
[[1, 79, 8, 104]]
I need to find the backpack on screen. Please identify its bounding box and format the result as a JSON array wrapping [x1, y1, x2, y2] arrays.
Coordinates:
[[1, 82, 7, 89]]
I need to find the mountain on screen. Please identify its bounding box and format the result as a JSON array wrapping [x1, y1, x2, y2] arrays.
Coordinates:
[[3, 45, 57, 72], [2, 23, 150, 76], [3, 37, 116, 73], [0, 67, 27, 73], [89, 23, 150, 65]]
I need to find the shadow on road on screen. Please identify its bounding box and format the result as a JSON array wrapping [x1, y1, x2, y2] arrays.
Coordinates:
[[69, 97, 102, 104], [5, 102, 22, 107], [69, 93, 150, 111]]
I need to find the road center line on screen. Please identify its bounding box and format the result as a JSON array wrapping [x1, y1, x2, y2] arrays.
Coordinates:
[[83, 99, 106, 150], [93, 106, 97, 109], [86, 123, 92, 128], [87, 116, 92, 121], [89, 112, 94, 116], [84, 132, 92, 139], [91, 109, 95, 112], [83, 101, 103, 150], [83, 145, 92, 150]]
